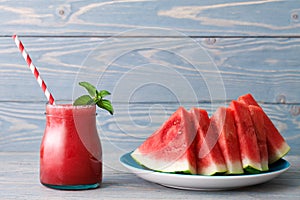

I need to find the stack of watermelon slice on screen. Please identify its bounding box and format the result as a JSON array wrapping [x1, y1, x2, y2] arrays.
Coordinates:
[[131, 94, 290, 175]]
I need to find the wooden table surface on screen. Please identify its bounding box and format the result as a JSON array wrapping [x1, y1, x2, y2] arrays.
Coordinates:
[[0, 152, 299, 200], [1, 102, 299, 199], [1, 0, 300, 199]]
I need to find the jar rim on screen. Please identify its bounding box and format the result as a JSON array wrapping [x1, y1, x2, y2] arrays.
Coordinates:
[[47, 103, 96, 108], [46, 101, 96, 109], [45, 101, 97, 116]]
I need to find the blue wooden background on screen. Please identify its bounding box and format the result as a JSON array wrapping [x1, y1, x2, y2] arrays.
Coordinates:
[[1, 1, 300, 199], [0, 0, 299, 157]]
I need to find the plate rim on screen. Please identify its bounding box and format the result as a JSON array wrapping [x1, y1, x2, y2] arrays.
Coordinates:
[[119, 151, 290, 190]]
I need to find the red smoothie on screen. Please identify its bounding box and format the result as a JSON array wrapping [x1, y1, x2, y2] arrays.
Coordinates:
[[40, 104, 102, 190]]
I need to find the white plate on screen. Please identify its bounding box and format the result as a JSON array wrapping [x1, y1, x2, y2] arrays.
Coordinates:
[[120, 152, 290, 190]]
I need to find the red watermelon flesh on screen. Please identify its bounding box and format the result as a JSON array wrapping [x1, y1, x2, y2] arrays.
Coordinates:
[[230, 100, 262, 172], [211, 107, 244, 174], [248, 105, 269, 171], [131, 107, 197, 174], [190, 108, 227, 175], [238, 93, 290, 164], [237, 93, 259, 107]]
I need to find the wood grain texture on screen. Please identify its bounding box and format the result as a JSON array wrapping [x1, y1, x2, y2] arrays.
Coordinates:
[[1, 0, 299, 36], [0, 102, 298, 155], [1, 0, 300, 198], [0, 152, 299, 199], [2, 37, 300, 103]]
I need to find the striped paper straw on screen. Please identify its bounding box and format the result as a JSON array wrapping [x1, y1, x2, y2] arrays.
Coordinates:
[[12, 35, 55, 105]]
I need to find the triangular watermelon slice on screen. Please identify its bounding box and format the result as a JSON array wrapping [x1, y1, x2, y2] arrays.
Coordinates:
[[211, 107, 244, 174], [238, 93, 290, 164], [248, 105, 269, 171], [131, 107, 197, 174], [229, 100, 263, 172], [190, 108, 227, 175]]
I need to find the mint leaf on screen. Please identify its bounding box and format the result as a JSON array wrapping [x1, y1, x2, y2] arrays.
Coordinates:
[[96, 99, 114, 115], [73, 95, 94, 106], [74, 82, 114, 115], [98, 90, 111, 98], [79, 82, 97, 97]]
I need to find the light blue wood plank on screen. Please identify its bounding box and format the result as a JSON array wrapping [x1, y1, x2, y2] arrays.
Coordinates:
[[2, 37, 300, 103], [1, 0, 300, 36], [0, 102, 298, 155], [1, 152, 299, 199], [1, 1, 299, 198]]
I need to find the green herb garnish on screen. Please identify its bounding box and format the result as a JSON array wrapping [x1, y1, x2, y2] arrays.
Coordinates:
[[73, 81, 114, 115]]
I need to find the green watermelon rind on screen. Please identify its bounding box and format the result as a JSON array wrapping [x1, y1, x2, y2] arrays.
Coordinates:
[[131, 150, 196, 174], [243, 166, 262, 174], [269, 143, 291, 164], [131, 154, 290, 176], [131, 155, 193, 174], [132, 154, 225, 175], [224, 161, 244, 175], [203, 167, 227, 176]]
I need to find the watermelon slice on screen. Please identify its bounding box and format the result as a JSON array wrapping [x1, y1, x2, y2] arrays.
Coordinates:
[[210, 107, 244, 174], [238, 93, 260, 107], [229, 100, 262, 172], [131, 107, 197, 174], [238, 93, 290, 164], [190, 108, 227, 175], [248, 105, 269, 171]]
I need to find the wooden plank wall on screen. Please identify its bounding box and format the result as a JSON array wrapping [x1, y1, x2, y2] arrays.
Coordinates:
[[0, 1, 299, 156]]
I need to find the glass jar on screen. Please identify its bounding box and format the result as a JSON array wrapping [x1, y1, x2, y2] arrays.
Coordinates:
[[40, 103, 102, 190]]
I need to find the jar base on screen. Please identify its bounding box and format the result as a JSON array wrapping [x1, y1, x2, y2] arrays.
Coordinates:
[[41, 182, 100, 190]]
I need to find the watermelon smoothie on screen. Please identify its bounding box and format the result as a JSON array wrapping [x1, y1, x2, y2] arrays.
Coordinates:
[[40, 103, 102, 190]]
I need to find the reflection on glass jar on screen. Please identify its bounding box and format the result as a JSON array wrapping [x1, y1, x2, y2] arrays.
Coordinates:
[[40, 103, 102, 190]]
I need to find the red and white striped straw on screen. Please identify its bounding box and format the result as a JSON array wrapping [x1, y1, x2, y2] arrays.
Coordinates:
[[12, 35, 55, 105]]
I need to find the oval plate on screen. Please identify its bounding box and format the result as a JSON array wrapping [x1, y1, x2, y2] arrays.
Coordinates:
[[120, 152, 290, 190]]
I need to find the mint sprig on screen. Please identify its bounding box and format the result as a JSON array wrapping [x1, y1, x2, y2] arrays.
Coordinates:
[[73, 81, 114, 115]]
